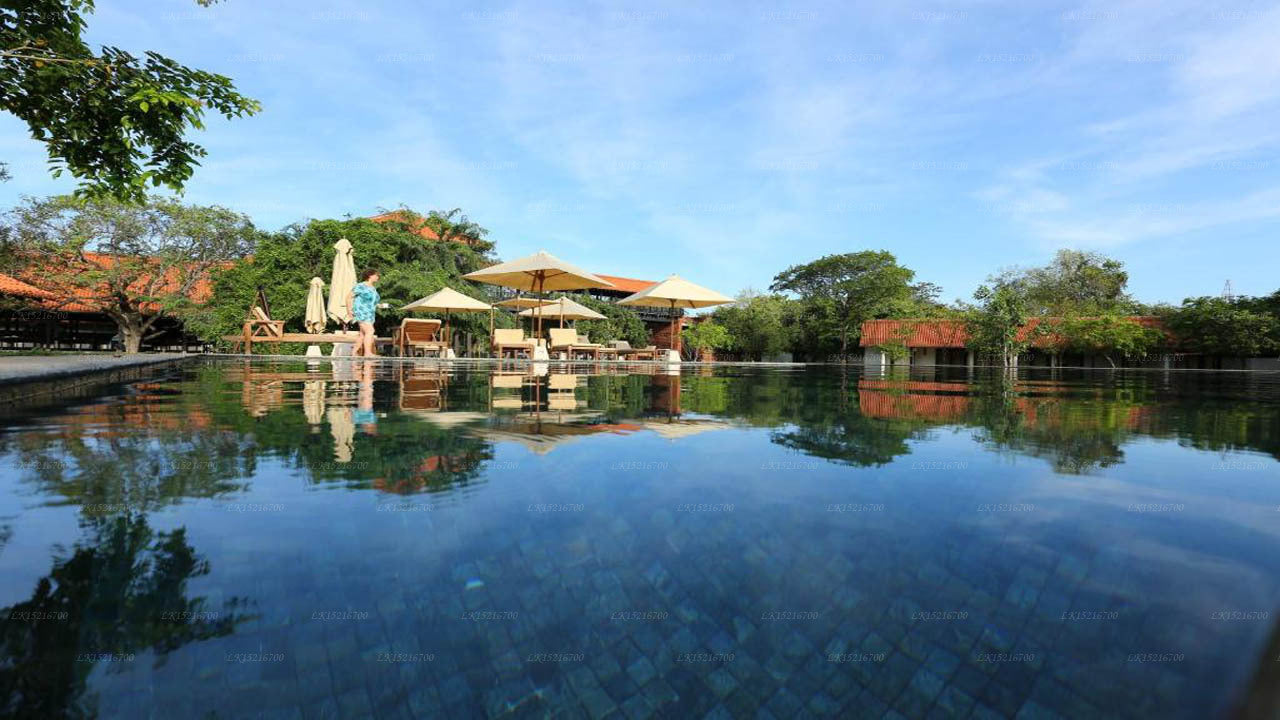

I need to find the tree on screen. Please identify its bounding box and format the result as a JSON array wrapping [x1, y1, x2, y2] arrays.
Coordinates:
[[1166, 297, 1279, 357], [681, 320, 732, 360], [1056, 315, 1166, 367], [966, 280, 1034, 367], [770, 251, 916, 360], [997, 249, 1134, 316], [191, 213, 498, 351], [0, 0, 260, 201], [2, 194, 257, 352], [712, 291, 795, 361]]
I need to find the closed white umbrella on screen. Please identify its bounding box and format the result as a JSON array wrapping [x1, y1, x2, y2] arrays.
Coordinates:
[[327, 238, 356, 326], [305, 277, 327, 333], [617, 274, 733, 352]]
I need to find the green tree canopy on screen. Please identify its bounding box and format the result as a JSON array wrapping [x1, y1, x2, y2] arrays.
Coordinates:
[[711, 290, 796, 361], [1, 0, 260, 201], [966, 280, 1034, 367], [1055, 315, 1166, 367], [1165, 296, 1279, 357], [681, 319, 733, 360], [1, 194, 258, 352], [189, 213, 500, 350], [995, 249, 1135, 316], [770, 250, 917, 359]]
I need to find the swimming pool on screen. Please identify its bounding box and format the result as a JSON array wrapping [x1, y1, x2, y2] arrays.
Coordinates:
[[1, 359, 1277, 718]]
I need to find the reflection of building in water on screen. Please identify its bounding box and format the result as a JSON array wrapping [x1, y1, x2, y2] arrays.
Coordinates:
[[856, 378, 1155, 431]]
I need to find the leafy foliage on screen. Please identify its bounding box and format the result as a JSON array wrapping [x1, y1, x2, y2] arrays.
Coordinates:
[[993, 249, 1136, 316], [966, 280, 1034, 366], [711, 291, 796, 360], [1165, 297, 1279, 357], [2, 194, 257, 351], [681, 320, 732, 360], [1055, 315, 1166, 367], [771, 251, 917, 358], [0, 0, 259, 201], [189, 214, 501, 350]]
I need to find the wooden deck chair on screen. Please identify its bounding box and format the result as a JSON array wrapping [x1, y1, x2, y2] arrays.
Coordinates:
[[549, 328, 600, 360], [492, 328, 535, 359], [397, 318, 447, 357], [611, 340, 658, 360]]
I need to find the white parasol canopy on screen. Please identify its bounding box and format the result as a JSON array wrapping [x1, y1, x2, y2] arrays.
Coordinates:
[[617, 274, 733, 350]]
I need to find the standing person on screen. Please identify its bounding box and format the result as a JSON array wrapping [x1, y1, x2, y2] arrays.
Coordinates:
[[348, 269, 381, 357]]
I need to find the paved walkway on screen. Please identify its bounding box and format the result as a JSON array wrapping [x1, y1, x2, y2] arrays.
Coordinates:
[[0, 353, 188, 385]]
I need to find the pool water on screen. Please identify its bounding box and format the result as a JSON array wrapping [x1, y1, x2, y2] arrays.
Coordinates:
[[1, 359, 1279, 718]]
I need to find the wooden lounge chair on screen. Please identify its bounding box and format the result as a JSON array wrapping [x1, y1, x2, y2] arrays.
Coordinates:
[[396, 318, 447, 357], [549, 328, 601, 360], [234, 301, 285, 353], [611, 340, 658, 360], [492, 328, 536, 359]]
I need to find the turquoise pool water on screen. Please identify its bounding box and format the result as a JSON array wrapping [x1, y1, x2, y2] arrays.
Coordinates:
[[1, 359, 1279, 718]]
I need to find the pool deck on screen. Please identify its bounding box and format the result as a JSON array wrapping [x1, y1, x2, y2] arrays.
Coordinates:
[[0, 353, 189, 385], [0, 353, 190, 406]]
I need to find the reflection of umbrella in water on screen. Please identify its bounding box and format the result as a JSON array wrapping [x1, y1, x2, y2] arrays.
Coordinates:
[[418, 411, 489, 429], [477, 415, 607, 455], [327, 407, 355, 463], [640, 419, 735, 441], [302, 380, 326, 424]]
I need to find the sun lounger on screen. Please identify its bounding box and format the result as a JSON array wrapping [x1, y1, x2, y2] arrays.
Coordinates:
[[493, 328, 536, 359], [396, 318, 447, 357], [611, 340, 658, 360], [549, 328, 602, 360]]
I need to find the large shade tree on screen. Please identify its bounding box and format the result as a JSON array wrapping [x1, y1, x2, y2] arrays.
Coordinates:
[[2, 194, 258, 352], [0, 0, 259, 201], [770, 251, 917, 360], [995, 249, 1136, 316]]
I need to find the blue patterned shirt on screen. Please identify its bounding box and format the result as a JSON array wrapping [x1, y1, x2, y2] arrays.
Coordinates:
[[352, 282, 379, 323]]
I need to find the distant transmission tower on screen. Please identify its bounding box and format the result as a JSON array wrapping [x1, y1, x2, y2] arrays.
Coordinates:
[[1222, 279, 1235, 302]]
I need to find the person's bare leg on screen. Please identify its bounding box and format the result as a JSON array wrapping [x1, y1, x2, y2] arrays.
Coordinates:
[[362, 322, 377, 357]]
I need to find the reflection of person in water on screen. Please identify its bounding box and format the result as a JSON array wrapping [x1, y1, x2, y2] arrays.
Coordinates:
[[353, 360, 377, 432]]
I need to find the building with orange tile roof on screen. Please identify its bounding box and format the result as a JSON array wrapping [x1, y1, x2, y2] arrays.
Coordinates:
[[860, 317, 1170, 369]]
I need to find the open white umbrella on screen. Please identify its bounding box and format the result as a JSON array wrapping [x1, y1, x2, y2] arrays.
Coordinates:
[[327, 238, 356, 326], [617, 274, 733, 352], [305, 277, 327, 333], [518, 296, 605, 328], [464, 250, 613, 337], [401, 286, 492, 345]]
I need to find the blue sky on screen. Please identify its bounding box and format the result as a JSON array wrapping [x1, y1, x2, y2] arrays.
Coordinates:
[[2, 0, 1278, 305]]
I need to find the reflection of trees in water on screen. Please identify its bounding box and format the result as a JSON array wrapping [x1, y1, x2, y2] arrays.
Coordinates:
[[749, 368, 1280, 473], [0, 514, 251, 718]]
